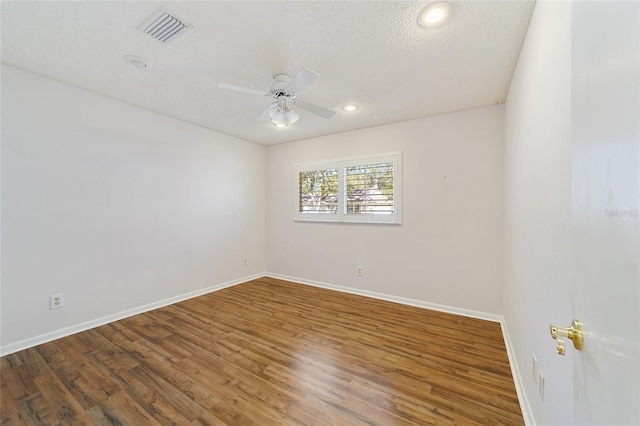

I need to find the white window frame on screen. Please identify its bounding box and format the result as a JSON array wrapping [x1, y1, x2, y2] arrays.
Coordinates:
[[294, 152, 402, 224]]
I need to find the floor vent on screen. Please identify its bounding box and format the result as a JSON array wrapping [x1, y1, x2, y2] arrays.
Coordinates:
[[137, 7, 191, 44]]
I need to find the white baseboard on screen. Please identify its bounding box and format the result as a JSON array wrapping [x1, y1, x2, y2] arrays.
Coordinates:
[[265, 272, 503, 323], [501, 320, 536, 426], [0, 273, 265, 356]]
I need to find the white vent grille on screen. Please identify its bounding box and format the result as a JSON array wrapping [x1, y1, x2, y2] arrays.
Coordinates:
[[137, 8, 191, 44]]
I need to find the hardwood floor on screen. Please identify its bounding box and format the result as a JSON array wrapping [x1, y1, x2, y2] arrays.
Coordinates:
[[1, 277, 524, 425]]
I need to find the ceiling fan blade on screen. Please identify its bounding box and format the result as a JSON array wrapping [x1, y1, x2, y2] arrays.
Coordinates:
[[218, 83, 268, 97], [296, 100, 336, 119], [285, 67, 319, 92], [257, 102, 277, 121]]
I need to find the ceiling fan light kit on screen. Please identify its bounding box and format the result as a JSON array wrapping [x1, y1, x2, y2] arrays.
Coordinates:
[[269, 102, 300, 127], [219, 67, 336, 129]]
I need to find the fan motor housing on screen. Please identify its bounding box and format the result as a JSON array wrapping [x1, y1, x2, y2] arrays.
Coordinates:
[[270, 74, 296, 100]]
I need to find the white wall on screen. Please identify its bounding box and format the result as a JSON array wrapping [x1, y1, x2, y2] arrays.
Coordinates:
[[266, 106, 505, 316], [0, 65, 266, 353], [503, 2, 573, 425]]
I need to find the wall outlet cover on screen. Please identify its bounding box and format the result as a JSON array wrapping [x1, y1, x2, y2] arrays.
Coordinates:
[[50, 294, 64, 310]]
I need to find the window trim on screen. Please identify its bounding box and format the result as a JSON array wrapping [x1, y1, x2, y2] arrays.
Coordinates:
[[294, 152, 402, 224]]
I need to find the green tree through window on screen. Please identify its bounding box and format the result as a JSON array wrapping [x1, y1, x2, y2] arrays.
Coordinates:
[[345, 162, 394, 214], [298, 168, 338, 213]]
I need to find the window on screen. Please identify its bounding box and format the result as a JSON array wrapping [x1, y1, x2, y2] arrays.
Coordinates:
[[295, 153, 401, 224]]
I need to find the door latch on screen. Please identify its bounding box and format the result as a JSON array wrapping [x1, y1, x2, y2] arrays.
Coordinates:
[[550, 319, 584, 355]]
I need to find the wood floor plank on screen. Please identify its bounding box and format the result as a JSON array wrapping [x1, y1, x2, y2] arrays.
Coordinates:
[[0, 380, 25, 425], [1, 277, 524, 425], [1, 364, 40, 400], [124, 380, 197, 425], [17, 392, 59, 425], [14, 349, 51, 379], [32, 372, 95, 425], [86, 389, 163, 426], [127, 364, 206, 422]]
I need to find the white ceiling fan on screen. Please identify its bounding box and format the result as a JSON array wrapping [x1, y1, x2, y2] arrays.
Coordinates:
[[219, 67, 336, 127]]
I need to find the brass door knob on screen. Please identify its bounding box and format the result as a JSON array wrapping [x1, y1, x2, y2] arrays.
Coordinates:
[[550, 319, 584, 355]]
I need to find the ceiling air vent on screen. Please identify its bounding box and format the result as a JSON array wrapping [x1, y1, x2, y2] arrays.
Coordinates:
[[137, 8, 191, 44]]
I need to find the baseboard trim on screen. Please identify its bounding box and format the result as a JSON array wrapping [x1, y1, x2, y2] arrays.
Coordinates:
[[265, 272, 503, 323], [501, 320, 536, 426], [0, 273, 266, 356]]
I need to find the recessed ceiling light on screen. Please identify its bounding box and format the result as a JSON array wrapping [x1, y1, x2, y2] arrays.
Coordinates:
[[418, 2, 451, 27], [341, 104, 360, 112], [123, 55, 152, 69]]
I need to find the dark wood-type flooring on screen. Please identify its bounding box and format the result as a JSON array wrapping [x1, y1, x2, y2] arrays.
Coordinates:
[[1, 277, 524, 425]]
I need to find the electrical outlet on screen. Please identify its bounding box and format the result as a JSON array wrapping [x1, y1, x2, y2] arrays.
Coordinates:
[[357, 266, 363, 276], [538, 371, 545, 401], [243, 257, 248, 266], [532, 354, 538, 381], [50, 293, 64, 310]]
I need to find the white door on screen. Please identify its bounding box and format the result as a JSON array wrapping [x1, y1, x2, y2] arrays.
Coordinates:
[[571, 1, 639, 424]]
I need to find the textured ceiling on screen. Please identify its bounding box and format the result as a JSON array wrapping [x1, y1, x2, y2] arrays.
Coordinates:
[[1, 1, 535, 145]]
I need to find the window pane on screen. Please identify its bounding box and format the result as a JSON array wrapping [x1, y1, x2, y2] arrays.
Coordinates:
[[298, 168, 338, 214], [345, 162, 394, 215]]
